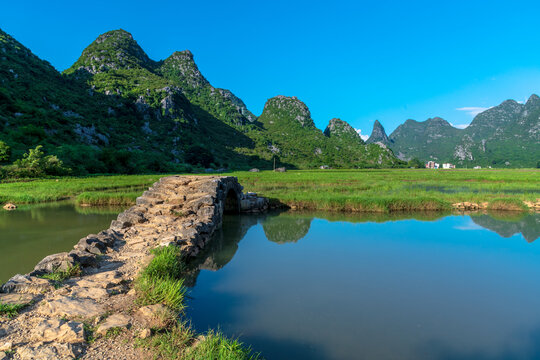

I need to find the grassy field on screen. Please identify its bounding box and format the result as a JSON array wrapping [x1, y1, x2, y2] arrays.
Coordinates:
[[234, 169, 540, 212], [0, 175, 161, 205], [0, 169, 538, 212]]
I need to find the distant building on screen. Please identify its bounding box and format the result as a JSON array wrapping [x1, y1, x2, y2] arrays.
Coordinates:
[[425, 161, 440, 169], [442, 163, 455, 169]]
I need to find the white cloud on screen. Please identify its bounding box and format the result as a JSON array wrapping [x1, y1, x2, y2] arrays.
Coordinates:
[[450, 122, 470, 129], [456, 106, 491, 117], [454, 220, 483, 231], [355, 128, 369, 141]]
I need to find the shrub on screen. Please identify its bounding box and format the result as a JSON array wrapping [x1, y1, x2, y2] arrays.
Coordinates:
[[0, 141, 10, 163], [10, 145, 70, 178]]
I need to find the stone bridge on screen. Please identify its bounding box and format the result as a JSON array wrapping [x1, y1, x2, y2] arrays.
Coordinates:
[[0, 176, 268, 359]]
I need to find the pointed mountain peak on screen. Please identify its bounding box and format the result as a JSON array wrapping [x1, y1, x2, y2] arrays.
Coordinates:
[[260, 96, 315, 128], [65, 29, 154, 75], [160, 50, 209, 89], [366, 120, 389, 144], [425, 117, 451, 126], [324, 118, 363, 143], [525, 94, 540, 108]]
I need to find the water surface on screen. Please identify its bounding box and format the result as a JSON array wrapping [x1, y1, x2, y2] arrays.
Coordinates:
[[0, 203, 119, 283], [186, 211, 540, 360]]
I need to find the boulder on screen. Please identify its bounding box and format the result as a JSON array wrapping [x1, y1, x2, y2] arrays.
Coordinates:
[[69, 286, 109, 301], [96, 313, 131, 336], [33, 252, 78, 274], [111, 210, 147, 230], [0, 293, 36, 306], [136, 304, 175, 329], [30, 318, 85, 343], [68, 249, 97, 267], [74, 236, 106, 255], [139, 328, 152, 339], [249, 168, 260, 172], [75, 270, 123, 289], [17, 343, 82, 360], [1, 274, 54, 294], [275, 167, 286, 172], [2, 203, 16, 211], [0, 326, 13, 338], [38, 297, 105, 319]]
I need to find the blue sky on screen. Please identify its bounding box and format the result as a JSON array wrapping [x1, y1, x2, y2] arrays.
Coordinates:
[[2, 0, 540, 138]]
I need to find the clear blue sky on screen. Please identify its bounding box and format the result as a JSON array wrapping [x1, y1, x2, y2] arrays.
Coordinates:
[[2, 0, 540, 138]]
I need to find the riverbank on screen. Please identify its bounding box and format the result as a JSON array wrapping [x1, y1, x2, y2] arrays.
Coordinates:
[[1, 169, 539, 212], [0, 176, 265, 359]]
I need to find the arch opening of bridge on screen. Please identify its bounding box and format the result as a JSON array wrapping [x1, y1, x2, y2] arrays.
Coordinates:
[[224, 188, 240, 214]]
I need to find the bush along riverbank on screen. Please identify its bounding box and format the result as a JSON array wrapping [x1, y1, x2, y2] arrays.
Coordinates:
[[0, 176, 267, 359]]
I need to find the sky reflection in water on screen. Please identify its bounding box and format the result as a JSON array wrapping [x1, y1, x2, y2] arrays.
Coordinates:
[[186, 212, 540, 360]]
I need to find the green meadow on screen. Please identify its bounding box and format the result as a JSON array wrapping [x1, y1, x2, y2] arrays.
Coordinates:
[[0, 169, 538, 212]]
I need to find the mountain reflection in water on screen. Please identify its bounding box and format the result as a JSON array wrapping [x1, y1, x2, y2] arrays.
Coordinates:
[[186, 211, 540, 360]]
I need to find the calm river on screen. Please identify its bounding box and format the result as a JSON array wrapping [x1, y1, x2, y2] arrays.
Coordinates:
[[1, 204, 539, 359], [0, 202, 118, 283], [186, 211, 540, 360]]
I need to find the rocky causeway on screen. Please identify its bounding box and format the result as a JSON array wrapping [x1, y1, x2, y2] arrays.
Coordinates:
[[0, 176, 268, 359]]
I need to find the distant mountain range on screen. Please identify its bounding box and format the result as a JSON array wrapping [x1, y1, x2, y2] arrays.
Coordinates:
[[367, 97, 540, 167], [0, 28, 401, 174], [1, 28, 538, 173]]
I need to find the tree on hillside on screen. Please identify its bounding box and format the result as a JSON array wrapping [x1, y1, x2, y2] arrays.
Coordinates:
[[408, 158, 424, 168], [0, 141, 10, 163], [12, 145, 70, 177]]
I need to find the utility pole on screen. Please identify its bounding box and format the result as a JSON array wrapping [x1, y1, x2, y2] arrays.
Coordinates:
[[273, 157, 276, 171]]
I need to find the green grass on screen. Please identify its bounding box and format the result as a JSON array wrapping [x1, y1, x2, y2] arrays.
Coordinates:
[[39, 264, 81, 284], [184, 330, 261, 360], [4, 169, 540, 212], [0, 174, 161, 204], [134, 246, 259, 359], [76, 191, 141, 206], [0, 301, 26, 318], [138, 323, 260, 360], [487, 198, 528, 211], [142, 247, 186, 280], [1, 169, 538, 212], [231, 168, 540, 212], [135, 246, 186, 312]]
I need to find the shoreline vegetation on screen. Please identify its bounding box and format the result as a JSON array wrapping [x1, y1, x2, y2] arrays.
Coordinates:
[[134, 246, 260, 359], [0, 169, 538, 213]]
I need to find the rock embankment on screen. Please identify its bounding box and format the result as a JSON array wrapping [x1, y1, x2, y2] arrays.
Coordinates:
[[0, 176, 268, 360]]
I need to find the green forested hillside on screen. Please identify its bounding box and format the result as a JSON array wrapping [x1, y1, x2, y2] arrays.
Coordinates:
[[369, 97, 540, 167], [0, 28, 402, 177]]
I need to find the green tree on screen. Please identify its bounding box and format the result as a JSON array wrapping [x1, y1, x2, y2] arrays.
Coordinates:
[[408, 158, 424, 168], [12, 145, 69, 177], [0, 141, 10, 163]]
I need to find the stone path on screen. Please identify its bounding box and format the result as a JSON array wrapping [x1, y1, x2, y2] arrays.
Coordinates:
[[0, 176, 268, 359]]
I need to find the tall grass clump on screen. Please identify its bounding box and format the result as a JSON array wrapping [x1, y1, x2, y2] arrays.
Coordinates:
[[141, 324, 261, 360], [39, 264, 81, 283], [184, 330, 261, 360], [76, 191, 140, 206], [0, 302, 26, 318], [136, 246, 186, 312], [487, 198, 527, 212]]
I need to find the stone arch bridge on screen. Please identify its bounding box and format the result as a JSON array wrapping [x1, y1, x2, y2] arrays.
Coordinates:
[[0, 176, 268, 359]]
